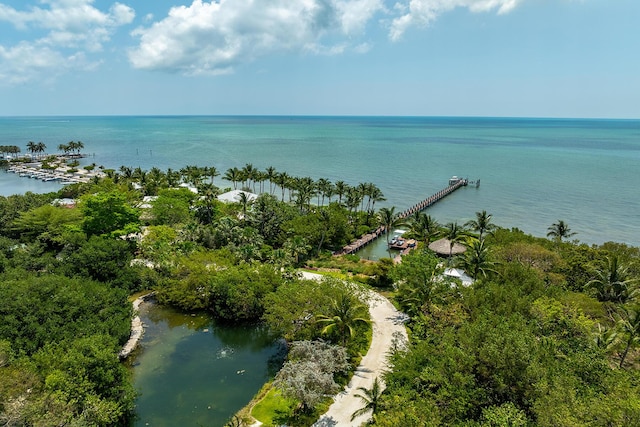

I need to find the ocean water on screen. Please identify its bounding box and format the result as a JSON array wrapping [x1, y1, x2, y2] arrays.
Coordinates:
[[1, 116, 639, 246]]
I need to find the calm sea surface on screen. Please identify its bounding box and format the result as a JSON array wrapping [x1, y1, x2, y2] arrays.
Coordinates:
[[1, 116, 639, 246]]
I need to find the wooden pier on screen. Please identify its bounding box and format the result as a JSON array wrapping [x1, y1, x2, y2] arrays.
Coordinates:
[[335, 177, 471, 256]]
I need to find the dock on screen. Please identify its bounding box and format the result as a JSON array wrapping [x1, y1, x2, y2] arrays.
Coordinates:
[[335, 176, 472, 256], [7, 163, 102, 184]]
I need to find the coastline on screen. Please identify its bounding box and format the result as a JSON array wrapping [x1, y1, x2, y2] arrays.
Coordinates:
[[119, 292, 155, 360]]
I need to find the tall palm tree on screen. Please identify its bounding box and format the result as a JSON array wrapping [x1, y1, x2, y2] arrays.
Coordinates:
[[377, 206, 408, 257], [586, 255, 638, 303], [334, 180, 348, 204], [357, 182, 368, 213], [34, 142, 46, 159], [316, 178, 332, 207], [205, 166, 219, 185], [75, 140, 84, 156], [238, 191, 253, 220], [368, 185, 386, 213], [443, 222, 467, 262], [351, 377, 384, 422], [26, 141, 37, 158], [547, 220, 576, 242], [293, 177, 316, 213], [241, 163, 257, 191], [223, 167, 241, 190], [166, 168, 181, 187], [265, 166, 277, 194], [346, 187, 362, 219], [274, 171, 290, 201], [316, 293, 370, 346], [465, 210, 497, 241]]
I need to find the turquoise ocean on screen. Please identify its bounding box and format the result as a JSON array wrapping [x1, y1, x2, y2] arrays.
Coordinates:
[[1, 116, 639, 246]]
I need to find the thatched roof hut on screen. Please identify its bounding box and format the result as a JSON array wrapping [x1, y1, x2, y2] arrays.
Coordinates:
[[428, 238, 466, 256]]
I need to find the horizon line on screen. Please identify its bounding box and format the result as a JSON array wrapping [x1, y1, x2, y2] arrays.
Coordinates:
[[1, 114, 639, 121]]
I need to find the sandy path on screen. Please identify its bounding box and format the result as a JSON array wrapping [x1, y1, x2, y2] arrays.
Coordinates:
[[301, 272, 408, 427]]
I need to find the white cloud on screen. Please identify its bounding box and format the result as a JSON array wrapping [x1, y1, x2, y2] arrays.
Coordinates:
[[390, 0, 522, 41], [0, 0, 134, 83], [128, 0, 383, 75], [0, 42, 99, 85]]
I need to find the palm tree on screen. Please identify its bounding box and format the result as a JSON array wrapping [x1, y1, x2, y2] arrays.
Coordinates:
[[238, 191, 253, 220], [265, 166, 277, 194], [205, 166, 219, 185], [274, 171, 290, 201], [316, 293, 370, 346], [293, 177, 316, 213], [316, 178, 332, 207], [547, 220, 576, 242], [410, 212, 440, 245], [26, 141, 37, 158], [616, 306, 640, 368], [241, 163, 257, 191], [368, 185, 386, 213], [74, 140, 84, 156], [457, 238, 497, 279], [284, 235, 310, 266], [223, 167, 241, 190], [465, 210, 497, 241], [377, 206, 408, 254], [346, 187, 362, 219], [351, 377, 384, 422], [443, 222, 467, 262], [586, 255, 638, 303], [166, 168, 181, 187], [334, 180, 348, 204], [34, 142, 46, 159]]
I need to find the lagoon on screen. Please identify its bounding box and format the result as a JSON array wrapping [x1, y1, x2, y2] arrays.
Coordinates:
[[128, 300, 284, 426]]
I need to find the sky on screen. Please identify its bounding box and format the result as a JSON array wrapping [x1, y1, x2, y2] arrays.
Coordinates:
[[0, 0, 638, 118]]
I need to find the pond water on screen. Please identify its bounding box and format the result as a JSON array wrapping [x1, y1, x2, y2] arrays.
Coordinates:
[[128, 301, 285, 427]]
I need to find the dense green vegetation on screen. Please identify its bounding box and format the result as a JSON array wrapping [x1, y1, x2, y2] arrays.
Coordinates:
[[0, 162, 381, 425], [1, 157, 639, 426], [374, 229, 640, 426]]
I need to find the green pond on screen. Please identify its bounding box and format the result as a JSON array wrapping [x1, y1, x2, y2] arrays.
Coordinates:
[[128, 300, 285, 426]]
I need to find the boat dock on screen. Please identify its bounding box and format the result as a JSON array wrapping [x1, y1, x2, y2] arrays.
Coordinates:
[[7, 163, 101, 184], [335, 176, 472, 256]]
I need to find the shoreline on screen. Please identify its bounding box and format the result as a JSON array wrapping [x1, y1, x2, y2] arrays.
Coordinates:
[[119, 292, 156, 360]]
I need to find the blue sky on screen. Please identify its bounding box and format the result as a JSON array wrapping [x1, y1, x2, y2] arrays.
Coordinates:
[[1, 0, 638, 118]]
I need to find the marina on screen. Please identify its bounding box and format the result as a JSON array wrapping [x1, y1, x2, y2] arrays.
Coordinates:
[[6, 157, 103, 185]]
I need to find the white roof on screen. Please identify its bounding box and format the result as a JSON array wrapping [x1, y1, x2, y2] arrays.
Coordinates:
[[217, 189, 258, 204], [443, 268, 474, 286]]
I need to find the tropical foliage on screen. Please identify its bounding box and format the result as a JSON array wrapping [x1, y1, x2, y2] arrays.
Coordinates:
[[2, 157, 640, 427]]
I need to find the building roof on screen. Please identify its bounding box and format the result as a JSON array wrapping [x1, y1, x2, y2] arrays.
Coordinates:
[[428, 238, 467, 255], [217, 189, 258, 204], [444, 268, 474, 286]]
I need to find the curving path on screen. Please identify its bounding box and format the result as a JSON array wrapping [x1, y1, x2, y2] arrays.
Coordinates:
[[300, 272, 408, 427]]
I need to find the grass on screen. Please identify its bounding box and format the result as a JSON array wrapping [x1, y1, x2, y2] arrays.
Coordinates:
[[250, 387, 296, 426]]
